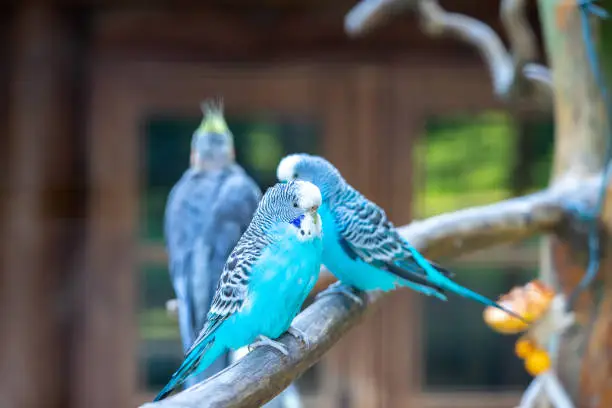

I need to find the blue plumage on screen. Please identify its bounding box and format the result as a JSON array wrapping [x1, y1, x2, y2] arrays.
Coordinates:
[[155, 180, 323, 401], [277, 153, 526, 322]]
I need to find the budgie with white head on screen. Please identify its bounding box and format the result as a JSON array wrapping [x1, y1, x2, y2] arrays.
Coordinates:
[[277, 153, 525, 321], [154, 180, 323, 401]]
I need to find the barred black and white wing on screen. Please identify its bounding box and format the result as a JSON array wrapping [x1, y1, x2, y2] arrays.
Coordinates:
[[334, 190, 404, 264], [186, 230, 264, 354], [333, 187, 453, 289]]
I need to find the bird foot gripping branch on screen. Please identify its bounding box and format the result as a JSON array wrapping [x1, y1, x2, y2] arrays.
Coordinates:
[[483, 280, 576, 408]]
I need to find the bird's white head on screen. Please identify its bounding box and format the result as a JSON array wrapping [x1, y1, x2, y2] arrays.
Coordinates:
[[277, 153, 344, 200], [256, 180, 322, 241], [292, 180, 323, 241], [276, 153, 305, 183], [294, 179, 322, 213]]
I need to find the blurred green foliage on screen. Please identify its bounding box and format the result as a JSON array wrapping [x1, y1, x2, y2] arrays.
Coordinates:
[[415, 111, 554, 218]]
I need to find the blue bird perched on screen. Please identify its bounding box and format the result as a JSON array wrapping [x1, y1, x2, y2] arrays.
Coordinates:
[[155, 180, 324, 402], [276, 153, 526, 322], [164, 99, 262, 387]]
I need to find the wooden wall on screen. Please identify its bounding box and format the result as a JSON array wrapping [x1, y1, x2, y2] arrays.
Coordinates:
[[0, 4, 88, 408]]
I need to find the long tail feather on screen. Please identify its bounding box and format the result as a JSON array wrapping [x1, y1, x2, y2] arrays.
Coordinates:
[[436, 278, 528, 323], [406, 248, 529, 323], [401, 279, 448, 301], [385, 262, 448, 300], [428, 260, 455, 279], [153, 335, 224, 401]]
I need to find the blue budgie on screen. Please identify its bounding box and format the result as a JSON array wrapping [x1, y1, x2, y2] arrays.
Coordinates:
[[164, 100, 261, 387], [155, 180, 324, 401], [276, 154, 525, 321]]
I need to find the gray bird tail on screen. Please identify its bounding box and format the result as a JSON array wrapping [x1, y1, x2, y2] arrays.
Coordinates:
[[174, 277, 197, 353], [405, 247, 528, 323], [173, 275, 200, 389]]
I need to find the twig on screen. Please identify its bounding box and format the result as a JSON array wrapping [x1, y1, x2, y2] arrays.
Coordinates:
[[417, 0, 514, 97], [344, 0, 553, 105], [501, 0, 537, 65], [141, 178, 599, 408], [344, 0, 403, 36], [500, 0, 555, 102]]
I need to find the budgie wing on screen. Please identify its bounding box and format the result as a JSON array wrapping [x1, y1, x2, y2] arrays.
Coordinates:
[[193, 169, 261, 328], [186, 226, 260, 355], [334, 190, 526, 322], [333, 190, 453, 285]]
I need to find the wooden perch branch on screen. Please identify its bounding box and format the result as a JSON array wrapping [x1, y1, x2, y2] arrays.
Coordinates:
[[344, 0, 553, 106], [141, 179, 599, 408]]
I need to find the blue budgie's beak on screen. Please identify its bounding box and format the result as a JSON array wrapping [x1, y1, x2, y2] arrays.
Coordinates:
[[310, 206, 319, 225], [291, 214, 305, 228]]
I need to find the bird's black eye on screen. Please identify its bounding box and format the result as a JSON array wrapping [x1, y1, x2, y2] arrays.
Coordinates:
[[293, 201, 298, 208], [293, 172, 298, 179]]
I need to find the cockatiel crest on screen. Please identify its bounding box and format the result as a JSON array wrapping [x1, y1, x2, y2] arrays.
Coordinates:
[[191, 98, 235, 169], [199, 99, 230, 134]]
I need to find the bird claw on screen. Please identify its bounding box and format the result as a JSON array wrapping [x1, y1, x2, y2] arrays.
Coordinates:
[[249, 335, 289, 356], [315, 281, 364, 306], [287, 326, 310, 350]]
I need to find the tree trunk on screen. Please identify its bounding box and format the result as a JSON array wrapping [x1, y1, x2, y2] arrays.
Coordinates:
[[537, 0, 610, 406]]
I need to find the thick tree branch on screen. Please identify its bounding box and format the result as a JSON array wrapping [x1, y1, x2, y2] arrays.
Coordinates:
[[344, 0, 553, 106], [141, 179, 599, 408]]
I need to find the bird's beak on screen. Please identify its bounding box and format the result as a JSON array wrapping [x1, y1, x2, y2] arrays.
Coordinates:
[[309, 205, 319, 224]]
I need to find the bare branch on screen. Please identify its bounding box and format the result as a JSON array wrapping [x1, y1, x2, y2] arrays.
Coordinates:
[[344, 0, 553, 106], [141, 179, 599, 408], [344, 0, 404, 37], [500, 0, 555, 103], [523, 63, 553, 91], [417, 0, 514, 97], [501, 0, 537, 68]]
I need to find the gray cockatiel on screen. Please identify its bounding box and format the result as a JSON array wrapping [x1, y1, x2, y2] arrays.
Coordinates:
[[163, 101, 302, 408], [164, 101, 261, 387]]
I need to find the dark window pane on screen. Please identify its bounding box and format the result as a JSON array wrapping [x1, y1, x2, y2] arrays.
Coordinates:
[[415, 112, 554, 218], [422, 265, 535, 391]]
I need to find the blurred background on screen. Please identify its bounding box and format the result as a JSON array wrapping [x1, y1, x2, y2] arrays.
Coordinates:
[[0, 1, 580, 408]]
